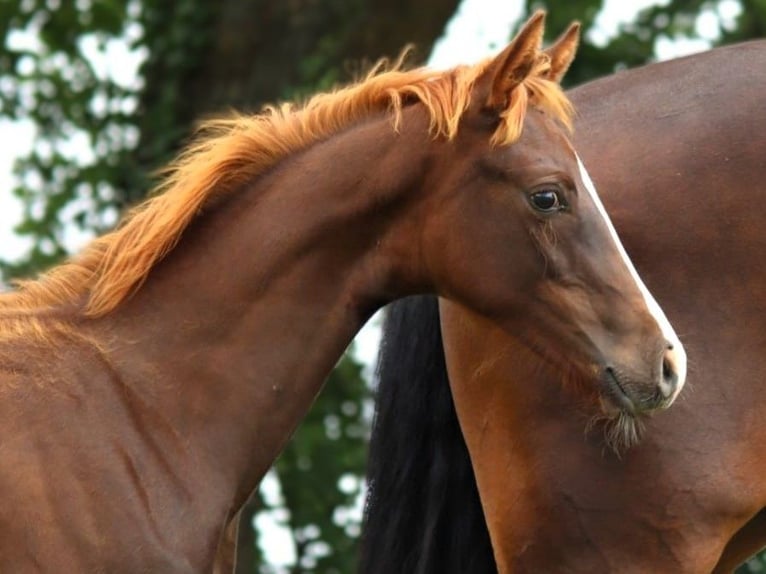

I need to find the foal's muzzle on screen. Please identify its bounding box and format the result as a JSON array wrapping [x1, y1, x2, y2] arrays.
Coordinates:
[[599, 341, 683, 416]]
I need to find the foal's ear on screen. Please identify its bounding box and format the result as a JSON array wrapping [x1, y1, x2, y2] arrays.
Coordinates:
[[480, 10, 546, 111], [543, 22, 580, 83]]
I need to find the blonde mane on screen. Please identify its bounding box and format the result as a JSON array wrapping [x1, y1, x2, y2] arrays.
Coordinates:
[[1, 53, 572, 318]]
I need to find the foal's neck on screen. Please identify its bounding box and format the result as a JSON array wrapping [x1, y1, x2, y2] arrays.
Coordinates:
[[88, 107, 433, 562]]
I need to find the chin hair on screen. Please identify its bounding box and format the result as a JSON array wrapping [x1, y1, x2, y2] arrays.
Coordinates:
[[587, 411, 645, 458]]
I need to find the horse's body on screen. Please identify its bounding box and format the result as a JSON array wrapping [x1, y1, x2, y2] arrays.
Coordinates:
[[0, 15, 683, 571], [363, 40, 766, 573]]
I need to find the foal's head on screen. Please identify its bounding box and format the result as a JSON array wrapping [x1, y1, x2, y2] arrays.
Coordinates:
[[416, 13, 685, 431]]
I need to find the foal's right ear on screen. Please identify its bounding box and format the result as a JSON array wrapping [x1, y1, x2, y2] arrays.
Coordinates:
[[543, 22, 580, 83], [478, 10, 546, 111]]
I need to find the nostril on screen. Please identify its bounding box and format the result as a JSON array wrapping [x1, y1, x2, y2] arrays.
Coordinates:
[[662, 357, 674, 382], [659, 348, 678, 399]]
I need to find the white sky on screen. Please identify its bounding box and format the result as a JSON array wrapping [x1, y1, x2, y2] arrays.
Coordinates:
[[0, 0, 743, 568]]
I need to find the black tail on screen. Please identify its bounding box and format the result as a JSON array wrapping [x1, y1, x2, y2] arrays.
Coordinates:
[[359, 296, 496, 574]]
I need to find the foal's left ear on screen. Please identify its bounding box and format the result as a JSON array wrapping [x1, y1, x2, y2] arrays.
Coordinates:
[[479, 10, 546, 111], [542, 22, 580, 83]]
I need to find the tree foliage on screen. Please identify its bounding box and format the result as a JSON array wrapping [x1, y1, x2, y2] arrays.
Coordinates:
[[1, 0, 764, 571], [0, 0, 138, 275]]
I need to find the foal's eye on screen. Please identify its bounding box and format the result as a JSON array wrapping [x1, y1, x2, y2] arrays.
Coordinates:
[[529, 189, 564, 213]]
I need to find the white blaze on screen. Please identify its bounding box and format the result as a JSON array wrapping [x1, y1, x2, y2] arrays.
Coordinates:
[[576, 154, 687, 402]]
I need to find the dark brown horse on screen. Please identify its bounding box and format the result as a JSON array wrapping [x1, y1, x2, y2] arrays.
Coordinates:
[[0, 14, 683, 572], [362, 40, 766, 573]]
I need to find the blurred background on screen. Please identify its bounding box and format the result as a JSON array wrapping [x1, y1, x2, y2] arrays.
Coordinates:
[[0, 0, 763, 572]]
